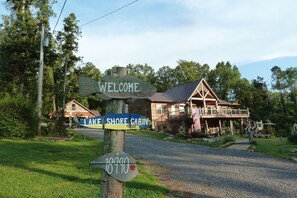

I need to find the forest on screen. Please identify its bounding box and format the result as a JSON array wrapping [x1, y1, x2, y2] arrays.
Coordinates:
[[0, 1, 296, 137]]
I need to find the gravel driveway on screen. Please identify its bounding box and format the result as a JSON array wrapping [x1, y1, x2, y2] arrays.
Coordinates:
[[78, 128, 297, 198]]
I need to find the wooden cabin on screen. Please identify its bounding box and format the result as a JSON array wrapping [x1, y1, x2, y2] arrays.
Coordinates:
[[130, 79, 249, 135], [64, 100, 100, 127]]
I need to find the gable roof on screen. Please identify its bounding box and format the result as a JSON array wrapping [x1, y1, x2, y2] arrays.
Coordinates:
[[67, 99, 99, 116], [149, 92, 175, 102], [165, 80, 202, 102], [149, 79, 224, 103], [149, 80, 201, 103]]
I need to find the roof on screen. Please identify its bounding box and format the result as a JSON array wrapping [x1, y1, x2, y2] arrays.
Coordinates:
[[218, 99, 240, 106], [67, 99, 98, 116], [149, 80, 201, 103], [149, 79, 240, 106], [149, 92, 175, 102], [90, 110, 101, 116]]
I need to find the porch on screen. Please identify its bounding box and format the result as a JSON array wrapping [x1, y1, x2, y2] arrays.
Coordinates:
[[169, 107, 250, 120]]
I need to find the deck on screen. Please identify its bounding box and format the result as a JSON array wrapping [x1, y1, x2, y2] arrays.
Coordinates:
[[200, 108, 249, 119], [169, 107, 249, 120]]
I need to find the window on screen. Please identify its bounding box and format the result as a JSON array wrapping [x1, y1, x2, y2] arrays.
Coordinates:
[[156, 104, 167, 115], [72, 104, 76, 110]]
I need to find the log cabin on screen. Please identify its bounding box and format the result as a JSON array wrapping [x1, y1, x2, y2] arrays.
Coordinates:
[[129, 79, 250, 135]]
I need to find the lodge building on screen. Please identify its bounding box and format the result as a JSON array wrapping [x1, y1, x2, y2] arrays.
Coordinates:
[[130, 79, 250, 135]]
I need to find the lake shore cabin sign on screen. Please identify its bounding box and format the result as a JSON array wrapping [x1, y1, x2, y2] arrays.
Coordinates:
[[75, 114, 151, 130], [78, 75, 156, 100]]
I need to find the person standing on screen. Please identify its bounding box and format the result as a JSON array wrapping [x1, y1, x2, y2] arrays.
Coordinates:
[[192, 104, 201, 132]]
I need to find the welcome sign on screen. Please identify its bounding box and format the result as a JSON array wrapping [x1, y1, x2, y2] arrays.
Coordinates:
[[78, 75, 156, 100]]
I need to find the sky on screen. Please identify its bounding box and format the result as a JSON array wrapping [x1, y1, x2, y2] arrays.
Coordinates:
[[1, 0, 297, 81]]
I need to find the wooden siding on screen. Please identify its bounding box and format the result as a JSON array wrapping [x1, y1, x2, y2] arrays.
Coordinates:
[[64, 100, 96, 118]]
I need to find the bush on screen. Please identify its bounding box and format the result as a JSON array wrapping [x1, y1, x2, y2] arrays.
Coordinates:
[[288, 134, 297, 144], [0, 95, 36, 138], [251, 140, 258, 145], [191, 132, 209, 139], [171, 124, 180, 135], [176, 132, 192, 139], [223, 135, 235, 143]]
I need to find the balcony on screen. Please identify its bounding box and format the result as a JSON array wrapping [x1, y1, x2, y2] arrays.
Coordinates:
[[169, 107, 249, 120], [200, 107, 249, 118]]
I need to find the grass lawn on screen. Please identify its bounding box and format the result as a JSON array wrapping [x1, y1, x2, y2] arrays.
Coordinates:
[[0, 134, 168, 198], [253, 137, 297, 160], [127, 130, 169, 140]]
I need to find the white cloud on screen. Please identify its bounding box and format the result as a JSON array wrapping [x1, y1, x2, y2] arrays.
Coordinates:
[[77, 0, 297, 72]]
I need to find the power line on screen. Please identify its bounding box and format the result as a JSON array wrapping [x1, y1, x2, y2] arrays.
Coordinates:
[[53, 0, 68, 32], [80, 0, 139, 27]]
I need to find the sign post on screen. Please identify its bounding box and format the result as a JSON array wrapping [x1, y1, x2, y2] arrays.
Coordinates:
[[78, 66, 156, 198], [101, 67, 127, 198]]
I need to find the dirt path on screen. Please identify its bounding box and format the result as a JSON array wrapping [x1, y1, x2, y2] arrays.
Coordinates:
[[78, 129, 297, 198]]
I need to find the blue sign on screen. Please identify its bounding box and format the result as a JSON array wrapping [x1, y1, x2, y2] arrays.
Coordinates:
[[75, 114, 151, 130], [78, 116, 103, 129], [104, 114, 151, 130], [104, 114, 130, 130], [129, 114, 151, 129]]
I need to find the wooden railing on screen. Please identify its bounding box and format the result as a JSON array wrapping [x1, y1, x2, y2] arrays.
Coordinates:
[[200, 107, 249, 118], [169, 107, 249, 119]]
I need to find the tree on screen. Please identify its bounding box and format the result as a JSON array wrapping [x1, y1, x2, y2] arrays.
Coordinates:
[[271, 66, 288, 121], [68, 62, 103, 112], [208, 61, 241, 101], [155, 66, 176, 91], [0, 0, 55, 97], [233, 78, 253, 108], [55, 13, 81, 110], [285, 67, 297, 122], [174, 60, 209, 86], [249, 77, 271, 121], [127, 63, 156, 85]]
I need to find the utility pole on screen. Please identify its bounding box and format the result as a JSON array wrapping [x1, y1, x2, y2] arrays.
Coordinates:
[[37, 24, 45, 136], [101, 67, 127, 198]]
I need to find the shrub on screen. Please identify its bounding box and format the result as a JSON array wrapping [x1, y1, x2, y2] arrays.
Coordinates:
[[223, 135, 235, 143], [176, 132, 191, 139], [0, 95, 36, 138], [251, 140, 258, 145], [288, 134, 297, 144], [171, 124, 180, 135], [191, 132, 209, 138]]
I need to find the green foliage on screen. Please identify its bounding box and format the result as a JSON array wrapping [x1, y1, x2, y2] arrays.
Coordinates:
[[191, 132, 209, 138], [207, 61, 241, 101], [0, 0, 55, 97], [174, 60, 209, 86], [0, 95, 36, 138], [171, 124, 180, 135], [127, 63, 156, 85], [288, 134, 297, 144], [154, 66, 176, 91], [223, 135, 235, 143], [244, 77, 272, 121]]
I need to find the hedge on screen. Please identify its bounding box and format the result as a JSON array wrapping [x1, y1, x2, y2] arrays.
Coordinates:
[[0, 95, 36, 138]]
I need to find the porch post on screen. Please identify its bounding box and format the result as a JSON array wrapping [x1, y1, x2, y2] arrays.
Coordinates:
[[205, 120, 209, 134], [219, 120, 222, 135], [230, 120, 234, 135], [240, 118, 244, 135]]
